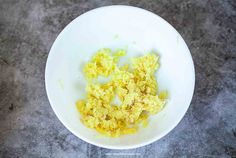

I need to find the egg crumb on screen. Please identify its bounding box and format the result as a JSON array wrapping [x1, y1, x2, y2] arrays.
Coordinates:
[[76, 48, 167, 137]]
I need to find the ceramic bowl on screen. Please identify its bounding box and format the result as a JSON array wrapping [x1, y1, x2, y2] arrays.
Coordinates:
[[45, 5, 195, 149]]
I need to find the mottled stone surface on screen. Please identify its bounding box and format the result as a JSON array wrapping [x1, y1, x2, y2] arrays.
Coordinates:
[[0, 0, 236, 157]]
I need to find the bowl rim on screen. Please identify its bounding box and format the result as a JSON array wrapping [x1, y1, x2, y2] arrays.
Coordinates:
[[45, 5, 195, 150]]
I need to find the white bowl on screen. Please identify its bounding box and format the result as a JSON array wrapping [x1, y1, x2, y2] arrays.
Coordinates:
[[45, 5, 195, 149]]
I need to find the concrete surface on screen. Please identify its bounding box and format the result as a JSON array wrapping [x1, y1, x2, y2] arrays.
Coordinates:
[[0, 0, 236, 157]]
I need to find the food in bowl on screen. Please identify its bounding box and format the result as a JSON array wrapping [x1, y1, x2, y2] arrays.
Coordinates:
[[76, 48, 168, 137]]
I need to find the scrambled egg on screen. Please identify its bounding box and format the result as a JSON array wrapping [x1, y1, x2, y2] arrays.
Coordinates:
[[76, 48, 167, 137]]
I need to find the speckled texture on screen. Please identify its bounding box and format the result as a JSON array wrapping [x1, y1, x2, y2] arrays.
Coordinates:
[[0, 0, 236, 157]]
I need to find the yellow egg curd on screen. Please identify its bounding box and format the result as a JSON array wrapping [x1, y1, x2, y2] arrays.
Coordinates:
[[76, 48, 167, 137]]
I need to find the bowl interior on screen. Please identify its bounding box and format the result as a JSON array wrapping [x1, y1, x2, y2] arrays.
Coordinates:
[[45, 6, 195, 149]]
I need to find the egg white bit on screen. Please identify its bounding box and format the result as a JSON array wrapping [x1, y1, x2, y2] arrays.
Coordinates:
[[112, 94, 122, 106]]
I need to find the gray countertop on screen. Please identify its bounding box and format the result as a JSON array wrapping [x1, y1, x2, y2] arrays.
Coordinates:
[[0, 0, 236, 157]]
